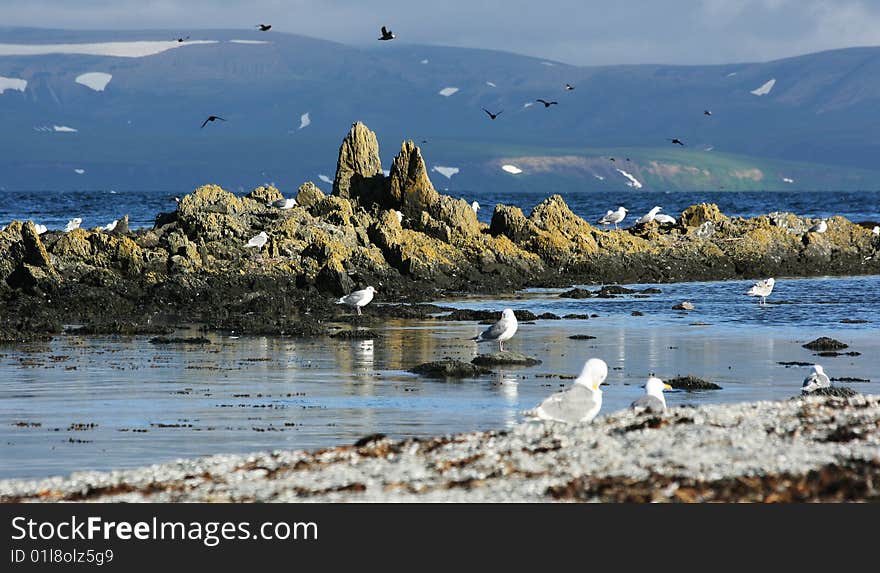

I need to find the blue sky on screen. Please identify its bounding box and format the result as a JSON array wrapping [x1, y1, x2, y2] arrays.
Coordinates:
[[2, 0, 880, 65]]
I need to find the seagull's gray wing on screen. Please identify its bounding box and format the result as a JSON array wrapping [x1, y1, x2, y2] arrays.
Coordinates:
[[535, 385, 598, 423], [479, 316, 511, 341], [630, 395, 666, 413]]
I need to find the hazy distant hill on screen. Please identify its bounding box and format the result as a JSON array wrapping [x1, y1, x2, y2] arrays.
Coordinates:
[[2, 27, 880, 192]]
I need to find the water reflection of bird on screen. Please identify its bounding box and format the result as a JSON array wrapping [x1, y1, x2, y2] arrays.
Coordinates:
[[526, 358, 608, 423]]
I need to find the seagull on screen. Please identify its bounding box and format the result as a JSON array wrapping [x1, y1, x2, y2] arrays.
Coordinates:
[[471, 201, 480, 214], [808, 219, 827, 234], [873, 226, 879, 236], [34, 223, 48, 235], [536, 99, 558, 107], [564, 84, 575, 91], [378, 26, 395, 41], [636, 206, 663, 225], [654, 213, 677, 225], [257, 24, 272, 31], [176, 35, 190, 43], [608, 157, 616, 162], [102, 219, 119, 232], [746, 277, 775, 305], [474, 308, 518, 352], [630, 377, 673, 414], [801, 365, 831, 394], [270, 198, 297, 210], [482, 108, 502, 120], [336, 286, 377, 316], [598, 207, 627, 229], [201, 115, 226, 128], [392, 210, 403, 224], [527, 358, 608, 423], [704, 110, 712, 116], [64, 218, 82, 233], [669, 138, 685, 146], [245, 231, 268, 249]]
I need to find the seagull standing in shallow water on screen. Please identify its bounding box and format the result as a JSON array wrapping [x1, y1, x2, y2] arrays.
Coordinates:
[[336, 286, 377, 316], [747, 277, 775, 305], [527, 358, 609, 423], [802, 365, 831, 394], [631, 377, 673, 413], [474, 309, 518, 352]]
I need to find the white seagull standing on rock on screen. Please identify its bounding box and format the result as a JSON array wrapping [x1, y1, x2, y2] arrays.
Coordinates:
[[245, 231, 268, 249], [872, 226, 879, 236], [801, 364, 831, 394], [271, 198, 296, 210], [636, 206, 663, 225], [336, 286, 377, 316], [474, 308, 518, 352], [653, 213, 677, 225], [747, 277, 775, 305], [526, 358, 608, 423], [808, 219, 828, 234], [34, 223, 48, 235], [471, 201, 480, 214], [64, 218, 82, 233], [598, 207, 627, 229], [630, 376, 673, 413]]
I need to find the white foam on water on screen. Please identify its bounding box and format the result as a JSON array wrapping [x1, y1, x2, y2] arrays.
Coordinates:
[[0, 40, 218, 58], [0, 76, 27, 94], [438, 87, 459, 97], [229, 40, 270, 45], [750, 78, 776, 96], [501, 164, 523, 174], [75, 72, 112, 91], [431, 166, 459, 179]]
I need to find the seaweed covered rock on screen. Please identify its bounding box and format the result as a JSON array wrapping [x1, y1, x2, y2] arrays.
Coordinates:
[[681, 203, 727, 228], [246, 185, 283, 204], [472, 352, 542, 367], [803, 337, 848, 351], [296, 181, 326, 208], [409, 358, 494, 378], [666, 376, 722, 390]]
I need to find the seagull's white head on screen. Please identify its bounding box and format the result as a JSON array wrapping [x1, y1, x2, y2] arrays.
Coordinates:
[[651, 206, 663, 214], [765, 277, 775, 286], [472, 201, 480, 212], [366, 286, 377, 294], [501, 308, 516, 322], [575, 358, 608, 391], [812, 364, 824, 375], [644, 376, 673, 397]]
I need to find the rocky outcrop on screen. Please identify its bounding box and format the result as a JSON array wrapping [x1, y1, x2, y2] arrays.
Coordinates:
[[332, 122, 385, 208], [1, 122, 878, 342]]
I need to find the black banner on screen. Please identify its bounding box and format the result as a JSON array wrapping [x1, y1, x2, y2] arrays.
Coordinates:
[[0, 503, 874, 569]]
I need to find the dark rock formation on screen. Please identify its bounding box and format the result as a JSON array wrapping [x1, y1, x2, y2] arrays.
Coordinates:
[[471, 352, 542, 367], [803, 338, 848, 351], [409, 358, 494, 378], [666, 376, 722, 390]]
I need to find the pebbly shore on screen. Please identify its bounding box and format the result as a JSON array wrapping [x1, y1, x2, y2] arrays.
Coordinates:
[[2, 395, 878, 502]]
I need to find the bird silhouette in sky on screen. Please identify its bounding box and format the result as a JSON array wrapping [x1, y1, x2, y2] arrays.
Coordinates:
[[564, 84, 575, 91], [669, 138, 685, 146], [201, 116, 226, 128], [704, 110, 712, 116], [536, 99, 558, 107], [379, 26, 395, 41], [482, 108, 503, 120], [176, 35, 190, 43], [257, 24, 272, 31]]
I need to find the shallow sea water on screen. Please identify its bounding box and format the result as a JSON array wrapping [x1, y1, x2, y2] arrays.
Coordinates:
[[1, 275, 878, 479]]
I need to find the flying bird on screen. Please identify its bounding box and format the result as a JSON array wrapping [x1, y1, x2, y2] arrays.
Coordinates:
[[598, 207, 627, 229], [176, 35, 190, 43], [378, 26, 395, 41], [526, 358, 609, 424], [608, 157, 616, 162], [536, 99, 558, 107], [669, 138, 685, 146], [801, 365, 831, 394], [482, 108, 502, 120], [336, 286, 377, 316], [704, 110, 712, 116], [564, 84, 575, 91], [630, 377, 673, 414], [201, 115, 226, 128], [474, 308, 518, 352], [245, 231, 268, 249], [746, 277, 775, 305], [257, 24, 272, 31]]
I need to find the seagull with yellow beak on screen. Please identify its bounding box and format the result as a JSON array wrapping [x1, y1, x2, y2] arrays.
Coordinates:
[[630, 376, 673, 413], [526, 358, 608, 423]]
